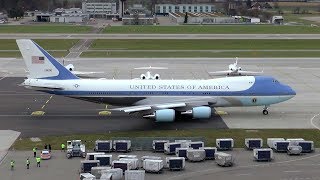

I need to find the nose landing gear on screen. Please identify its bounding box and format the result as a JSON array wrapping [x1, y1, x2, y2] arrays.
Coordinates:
[[262, 105, 269, 115]]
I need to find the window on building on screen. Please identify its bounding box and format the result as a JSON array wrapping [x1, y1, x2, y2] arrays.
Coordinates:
[[194, 6, 198, 13], [188, 6, 192, 12], [175, 6, 179, 12], [183, 6, 186, 13], [163, 6, 166, 13], [200, 6, 203, 12], [169, 6, 172, 12], [205, 6, 209, 12]]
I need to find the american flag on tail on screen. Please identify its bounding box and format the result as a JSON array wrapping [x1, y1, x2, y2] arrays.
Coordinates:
[[32, 56, 45, 64]]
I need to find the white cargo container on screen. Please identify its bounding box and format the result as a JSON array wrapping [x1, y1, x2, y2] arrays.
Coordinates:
[[140, 156, 161, 168], [112, 160, 133, 172], [200, 147, 216, 160], [245, 138, 263, 150], [91, 166, 111, 179], [100, 173, 112, 180], [125, 170, 145, 180], [152, 140, 169, 152], [273, 140, 290, 152], [86, 152, 105, 160], [164, 142, 181, 154], [94, 154, 112, 166], [267, 138, 285, 148], [253, 148, 273, 161], [188, 141, 204, 149], [143, 159, 164, 173], [118, 155, 137, 159], [101, 168, 123, 180], [216, 138, 234, 150], [80, 173, 96, 180], [94, 140, 112, 152], [215, 152, 233, 167], [166, 157, 185, 170], [175, 140, 191, 148], [81, 160, 100, 173], [113, 140, 131, 152], [120, 158, 139, 170], [186, 149, 206, 162], [287, 145, 302, 155], [175, 147, 189, 158]]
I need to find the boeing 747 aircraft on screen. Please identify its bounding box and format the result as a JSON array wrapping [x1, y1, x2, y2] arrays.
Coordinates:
[[17, 39, 296, 122]]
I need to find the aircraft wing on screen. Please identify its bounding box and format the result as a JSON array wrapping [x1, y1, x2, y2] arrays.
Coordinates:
[[72, 71, 104, 75], [208, 70, 233, 75], [237, 70, 263, 76], [111, 97, 217, 113]]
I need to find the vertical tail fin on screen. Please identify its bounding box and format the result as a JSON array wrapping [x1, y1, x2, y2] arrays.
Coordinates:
[[16, 39, 79, 80]]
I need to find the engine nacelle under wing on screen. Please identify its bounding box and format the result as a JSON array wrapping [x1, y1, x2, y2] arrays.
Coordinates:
[[182, 106, 212, 119], [144, 109, 175, 122]]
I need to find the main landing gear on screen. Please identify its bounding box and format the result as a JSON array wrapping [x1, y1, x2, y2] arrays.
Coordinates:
[[262, 105, 269, 115]]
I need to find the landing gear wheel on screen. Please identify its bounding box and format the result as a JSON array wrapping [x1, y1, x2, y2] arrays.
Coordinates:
[[262, 109, 268, 115]]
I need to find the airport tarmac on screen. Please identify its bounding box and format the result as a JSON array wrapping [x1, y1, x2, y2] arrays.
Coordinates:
[[0, 57, 319, 137], [1, 33, 320, 39], [0, 149, 319, 180]]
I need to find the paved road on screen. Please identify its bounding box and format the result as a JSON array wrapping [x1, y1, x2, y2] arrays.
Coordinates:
[[2, 33, 320, 39], [0, 57, 320, 136]]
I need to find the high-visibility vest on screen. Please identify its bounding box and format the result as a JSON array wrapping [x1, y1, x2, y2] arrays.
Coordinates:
[[33, 147, 36, 152], [26, 160, 30, 165], [36, 158, 40, 163], [61, 144, 65, 148], [11, 161, 14, 166]]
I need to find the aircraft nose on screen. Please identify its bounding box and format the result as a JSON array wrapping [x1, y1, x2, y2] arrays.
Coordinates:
[[288, 86, 296, 96]]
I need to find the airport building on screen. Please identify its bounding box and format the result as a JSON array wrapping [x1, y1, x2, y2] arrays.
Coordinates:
[[169, 12, 239, 24], [82, 1, 118, 19], [155, 4, 215, 15]]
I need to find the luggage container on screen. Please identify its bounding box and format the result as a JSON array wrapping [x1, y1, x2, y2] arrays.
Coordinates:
[[215, 152, 233, 167], [253, 148, 273, 161], [100, 173, 112, 180], [175, 148, 188, 159], [287, 138, 305, 146], [101, 168, 123, 180], [298, 141, 314, 153], [287, 145, 302, 155], [120, 158, 139, 170], [113, 140, 131, 152], [187, 149, 206, 162], [245, 138, 263, 150], [166, 157, 185, 171], [267, 138, 285, 148], [152, 140, 169, 152], [91, 167, 111, 179], [94, 140, 112, 152], [80, 173, 96, 180], [94, 154, 112, 166], [273, 141, 290, 152], [125, 170, 145, 180], [112, 160, 132, 173], [81, 160, 100, 173], [143, 159, 164, 173], [200, 147, 216, 160], [175, 140, 191, 148], [188, 141, 204, 149], [140, 156, 161, 168], [86, 152, 105, 160], [216, 138, 234, 150], [164, 142, 181, 155], [118, 155, 137, 159]]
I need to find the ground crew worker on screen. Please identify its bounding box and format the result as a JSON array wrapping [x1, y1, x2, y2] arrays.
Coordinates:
[[36, 156, 41, 167], [61, 143, 65, 152], [10, 160, 15, 170], [26, 158, 30, 169], [33, 147, 37, 157], [48, 144, 51, 152]]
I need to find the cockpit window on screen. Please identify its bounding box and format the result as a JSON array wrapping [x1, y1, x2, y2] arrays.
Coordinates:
[[272, 79, 279, 83]]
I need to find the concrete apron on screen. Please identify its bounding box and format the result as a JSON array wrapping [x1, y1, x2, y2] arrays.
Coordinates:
[[0, 130, 21, 164]]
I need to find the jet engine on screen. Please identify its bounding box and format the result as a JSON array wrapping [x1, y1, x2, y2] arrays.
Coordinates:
[[153, 74, 160, 80], [182, 106, 212, 119], [140, 74, 146, 79], [65, 64, 74, 71], [143, 109, 175, 122]]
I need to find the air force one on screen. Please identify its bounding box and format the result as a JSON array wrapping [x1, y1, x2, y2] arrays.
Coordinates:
[[209, 58, 263, 76], [17, 39, 296, 122]]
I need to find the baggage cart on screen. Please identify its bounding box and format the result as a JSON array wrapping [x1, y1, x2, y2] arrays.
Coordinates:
[[200, 147, 216, 160], [253, 148, 273, 161], [152, 140, 169, 152], [245, 138, 263, 150]]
